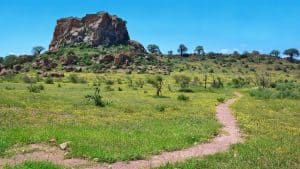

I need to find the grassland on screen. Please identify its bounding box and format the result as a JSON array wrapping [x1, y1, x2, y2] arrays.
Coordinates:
[[159, 90, 300, 169], [0, 55, 299, 168], [4, 161, 64, 169], [0, 73, 234, 163]]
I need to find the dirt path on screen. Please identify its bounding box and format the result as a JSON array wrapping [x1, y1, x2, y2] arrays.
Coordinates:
[[0, 93, 242, 169]]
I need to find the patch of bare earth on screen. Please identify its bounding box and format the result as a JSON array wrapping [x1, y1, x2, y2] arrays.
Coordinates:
[[0, 93, 242, 169]]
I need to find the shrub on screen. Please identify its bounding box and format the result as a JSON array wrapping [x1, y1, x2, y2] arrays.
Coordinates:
[[68, 74, 87, 83], [68, 74, 79, 83], [57, 83, 62, 88], [173, 75, 191, 88], [118, 87, 123, 91], [27, 84, 44, 93], [117, 78, 123, 84], [177, 94, 190, 101], [44, 77, 54, 84], [255, 74, 270, 88], [105, 79, 114, 85], [231, 77, 250, 88], [249, 88, 274, 99], [105, 85, 114, 91], [5, 86, 15, 90], [155, 105, 166, 112], [147, 75, 163, 96], [22, 75, 35, 84], [217, 97, 225, 103], [126, 77, 133, 88], [135, 78, 145, 88], [85, 87, 105, 107], [212, 77, 223, 88]]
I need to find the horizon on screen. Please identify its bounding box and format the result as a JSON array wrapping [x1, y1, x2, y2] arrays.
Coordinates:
[[0, 0, 300, 57]]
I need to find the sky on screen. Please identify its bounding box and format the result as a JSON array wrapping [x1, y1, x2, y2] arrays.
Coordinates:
[[0, 0, 299, 56]]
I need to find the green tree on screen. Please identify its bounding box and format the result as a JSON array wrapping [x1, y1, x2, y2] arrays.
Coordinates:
[[147, 75, 163, 96], [0, 57, 3, 64], [3, 55, 19, 68], [147, 44, 161, 54], [270, 50, 280, 57], [168, 50, 173, 56], [173, 75, 191, 88], [284, 48, 299, 61], [204, 75, 208, 89], [177, 44, 188, 57], [194, 46, 205, 56], [32, 46, 45, 56]]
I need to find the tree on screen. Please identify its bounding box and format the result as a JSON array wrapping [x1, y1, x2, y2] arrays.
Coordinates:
[[32, 46, 45, 55], [167, 51, 173, 56], [3, 55, 19, 68], [284, 48, 299, 61], [194, 46, 205, 56], [147, 75, 163, 96], [0, 57, 3, 64], [204, 75, 208, 89], [251, 50, 260, 56], [177, 44, 188, 57], [147, 44, 161, 54], [173, 75, 191, 88], [270, 50, 280, 57]]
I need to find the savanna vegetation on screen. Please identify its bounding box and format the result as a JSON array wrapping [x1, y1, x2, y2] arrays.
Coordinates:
[[0, 44, 299, 168]]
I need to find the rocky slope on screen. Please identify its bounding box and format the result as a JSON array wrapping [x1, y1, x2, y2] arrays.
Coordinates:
[[49, 12, 132, 51]]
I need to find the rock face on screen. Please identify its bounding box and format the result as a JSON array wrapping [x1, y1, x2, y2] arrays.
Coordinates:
[[49, 12, 130, 51]]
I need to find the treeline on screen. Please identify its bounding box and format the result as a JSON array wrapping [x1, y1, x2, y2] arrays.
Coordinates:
[[147, 44, 300, 62]]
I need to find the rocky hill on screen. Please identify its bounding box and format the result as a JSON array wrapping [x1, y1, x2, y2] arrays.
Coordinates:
[[49, 12, 142, 53]]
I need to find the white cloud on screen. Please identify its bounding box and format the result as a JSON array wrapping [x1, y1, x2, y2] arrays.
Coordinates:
[[220, 48, 240, 54]]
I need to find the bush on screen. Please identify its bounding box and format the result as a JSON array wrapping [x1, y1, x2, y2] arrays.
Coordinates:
[[126, 77, 133, 88], [22, 75, 35, 84], [217, 97, 225, 103], [230, 77, 250, 88], [135, 78, 145, 88], [117, 78, 123, 84], [68, 74, 87, 83], [44, 77, 54, 84], [155, 105, 166, 112], [105, 85, 114, 91], [85, 87, 105, 107], [5, 86, 15, 90], [211, 77, 223, 88], [147, 75, 163, 96], [105, 79, 114, 85], [177, 94, 190, 101], [249, 88, 274, 99], [27, 84, 44, 93], [173, 75, 191, 88]]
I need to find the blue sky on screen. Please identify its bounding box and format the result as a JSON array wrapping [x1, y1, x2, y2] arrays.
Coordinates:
[[0, 0, 299, 56]]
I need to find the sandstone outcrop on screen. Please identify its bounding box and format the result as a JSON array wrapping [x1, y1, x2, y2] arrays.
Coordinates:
[[49, 12, 130, 51]]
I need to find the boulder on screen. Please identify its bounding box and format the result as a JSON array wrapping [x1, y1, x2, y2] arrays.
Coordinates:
[[0, 69, 14, 76], [50, 72, 65, 78], [59, 142, 71, 150], [13, 64, 22, 72], [49, 12, 130, 51], [114, 53, 131, 65]]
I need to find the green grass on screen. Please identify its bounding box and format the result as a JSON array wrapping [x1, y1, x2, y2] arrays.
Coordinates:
[[0, 73, 234, 163], [159, 90, 300, 169], [4, 161, 64, 169]]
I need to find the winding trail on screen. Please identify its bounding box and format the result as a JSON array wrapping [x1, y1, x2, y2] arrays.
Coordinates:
[[0, 93, 242, 169]]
